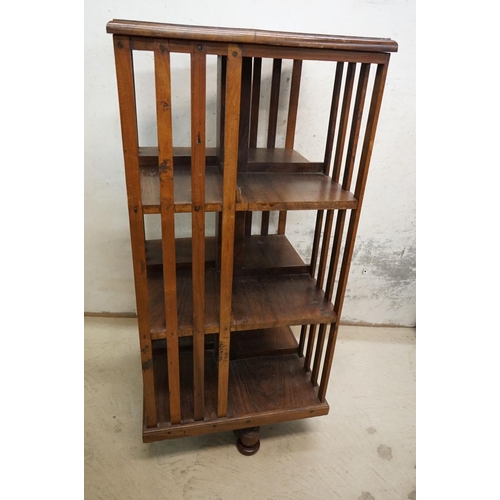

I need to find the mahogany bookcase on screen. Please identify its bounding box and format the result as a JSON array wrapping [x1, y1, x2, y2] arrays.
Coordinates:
[[107, 19, 397, 455]]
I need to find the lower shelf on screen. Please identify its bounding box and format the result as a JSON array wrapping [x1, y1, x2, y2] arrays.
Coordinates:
[[146, 346, 329, 442]]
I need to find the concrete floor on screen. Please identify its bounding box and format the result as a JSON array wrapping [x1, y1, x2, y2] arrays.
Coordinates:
[[85, 318, 415, 499]]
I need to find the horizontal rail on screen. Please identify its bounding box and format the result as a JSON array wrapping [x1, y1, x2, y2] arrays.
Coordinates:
[[107, 19, 398, 53]]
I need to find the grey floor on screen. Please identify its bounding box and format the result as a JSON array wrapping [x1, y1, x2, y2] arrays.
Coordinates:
[[85, 318, 415, 500]]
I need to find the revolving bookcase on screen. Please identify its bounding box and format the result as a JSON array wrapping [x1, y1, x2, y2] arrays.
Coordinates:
[[107, 19, 397, 455]]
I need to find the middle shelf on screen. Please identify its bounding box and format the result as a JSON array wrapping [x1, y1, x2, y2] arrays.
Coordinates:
[[148, 269, 336, 338], [146, 233, 336, 338]]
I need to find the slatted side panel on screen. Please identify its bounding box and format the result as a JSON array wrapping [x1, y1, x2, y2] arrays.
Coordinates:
[[302, 60, 346, 369], [190, 43, 207, 420], [319, 59, 390, 400], [153, 40, 181, 424], [113, 35, 157, 428], [306, 62, 357, 378]]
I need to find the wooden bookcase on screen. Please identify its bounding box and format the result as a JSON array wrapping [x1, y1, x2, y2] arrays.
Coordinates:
[[107, 19, 397, 455]]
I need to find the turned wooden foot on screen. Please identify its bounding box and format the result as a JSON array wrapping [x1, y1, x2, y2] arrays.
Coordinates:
[[234, 426, 260, 456]]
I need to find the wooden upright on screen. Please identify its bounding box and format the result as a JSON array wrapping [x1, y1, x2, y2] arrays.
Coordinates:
[[108, 19, 397, 455]]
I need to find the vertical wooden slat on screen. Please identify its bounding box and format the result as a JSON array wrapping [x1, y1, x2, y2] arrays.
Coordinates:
[[261, 58, 282, 236], [191, 43, 207, 421], [216, 56, 227, 171], [278, 59, 303, 235], [260, 212, 270, 235], [267, 58, 282, 148], [249, 57, 262, 148], [318, 322, 339, 400], [323, 62, 344, 175], [277, 212, 287, 234], [342, 63, 371, 188], [244, 211, 253, 236], [298, 324, 307, 357], [154, 40, 181, 424], [311, 323, 327, 385], [304, 324, 317, 372], [285, 59, 303, 149], [316, 210, 335, 289], [309, 210, 325, 278], [319, 61, 389, 402], [331, 62, 356, 183], [113, 35, 157, 428], [238, 57, 253, 170], [218, 44, 243, 418]]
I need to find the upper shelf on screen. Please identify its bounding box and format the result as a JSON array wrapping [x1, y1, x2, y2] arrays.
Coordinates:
[[107, 20, 398, 53], [236, 173, 357, 211], [139, 147, 357, 213]]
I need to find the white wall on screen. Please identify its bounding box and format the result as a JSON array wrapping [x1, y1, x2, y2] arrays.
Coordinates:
[[84, 0, 415, 326]]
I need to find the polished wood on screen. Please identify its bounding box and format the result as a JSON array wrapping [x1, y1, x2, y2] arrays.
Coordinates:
[[154, 40, 181, 424], [235, 427, 261, 456], [148, 268, 336, 338], [148, 231, 308, 286], [319, 63, 390, 402], [148, 350, 328, 440], [107, 20, 398, 52], [262, 58, 282, 236], [325, 64, 370, 301], [230, 327, 298, 360], [130, 36, 390, 64], [332, 62, 356, 182], [113, 35, 157, 428], [140, 148, 323, 214], [218, 45, 243, 417], [246, 148, 322, 172], [285, 60, 303, 149], [238, 57, 253, 169], [236, 173, 358, 211], [267, 59, 282, 149], [216, 56, 227, 169], [140, 146, 322, 171], [190, 44, 207, 420], [138, 146, 218, 167], [140, 164, 223, 214], [109, 21, 396, 452], [231, 274, 336, 331], [260, 212, 270, 235], [145, 237, 217, 270], [233, 234, 308, 276], [323, 62, 344, 175], [249, 58, 262, 148]]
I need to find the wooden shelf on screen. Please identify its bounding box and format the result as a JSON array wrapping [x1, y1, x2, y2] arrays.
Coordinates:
[[146, 349, 328, 440], [246, 148, 322, 172], [148, 268, 336, 338], [138, 146, 320, 171], [145, 237, 217, 270], [234, 234, 309, 276], [153, 326, 299, 360], [138, 147, 354, 213], [140, 165, 223, 214], [236, 173, 358, 211], [146, 234, 308, 275], [230, 326, 299, 359]]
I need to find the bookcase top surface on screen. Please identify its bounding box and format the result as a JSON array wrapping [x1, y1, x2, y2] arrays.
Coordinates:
[[106, 19, 398, 53]]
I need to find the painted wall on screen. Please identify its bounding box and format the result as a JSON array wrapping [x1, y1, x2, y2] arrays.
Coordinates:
[[85, 0, 415, 326]]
